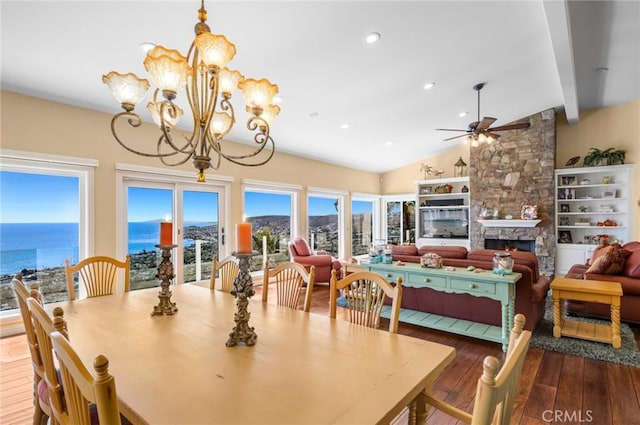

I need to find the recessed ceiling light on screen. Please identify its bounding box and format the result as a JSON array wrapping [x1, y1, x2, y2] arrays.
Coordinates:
[[309, 112, 320, 118], [595, 67, 609, 73], [340, 123, 350, 129], [365, 32, 381, 44], [458, 111, 468, 117], [385, 141, 394, 146], [140, 42, 156, 53], [273, 95, 283, 104], [423, 82, 436, 90]]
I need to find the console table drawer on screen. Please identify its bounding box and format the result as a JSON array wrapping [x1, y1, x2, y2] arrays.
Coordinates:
[[378, 270, 405, 283], [451, 278, 496, 295], [406, 272, 447, 288]]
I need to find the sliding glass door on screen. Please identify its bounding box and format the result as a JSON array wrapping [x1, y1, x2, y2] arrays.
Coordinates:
[[125, 180, 224, 288]]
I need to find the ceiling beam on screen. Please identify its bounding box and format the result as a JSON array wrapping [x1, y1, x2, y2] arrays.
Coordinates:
[[542, 0, 580, 124]]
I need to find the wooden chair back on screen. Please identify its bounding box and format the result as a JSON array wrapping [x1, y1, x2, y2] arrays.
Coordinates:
[[27, 298, 69, 425], [50, 331, 123, 425], [210, 255, 240, 292], [329, 269, 402, 333], [12, 275, 50, 424], [65, 255, 130, 300], [423, 314, 532, 425], [262, 262, 315, 312]]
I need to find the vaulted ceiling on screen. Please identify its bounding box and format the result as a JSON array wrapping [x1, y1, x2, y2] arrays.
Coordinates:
[[2, 1, 638, 173]]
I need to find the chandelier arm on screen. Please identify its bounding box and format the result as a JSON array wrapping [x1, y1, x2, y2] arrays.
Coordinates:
[[217, 116, 275, 165], [156, 101, 200, 155], [110, 112, 183, 159]]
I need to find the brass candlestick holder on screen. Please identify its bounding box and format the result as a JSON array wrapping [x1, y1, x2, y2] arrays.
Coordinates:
[[226, 252, 257, 347], [151, 244, 179, 316]]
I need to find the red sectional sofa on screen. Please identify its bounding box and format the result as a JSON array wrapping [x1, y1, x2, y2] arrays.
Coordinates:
[[565, 241, 640, 324], [390, 245, 551, 331]]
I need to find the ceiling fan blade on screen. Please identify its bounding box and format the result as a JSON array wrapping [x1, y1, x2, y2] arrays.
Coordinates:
[[488, 122, 531, 132], [436, 128, 467, 132], [477, 117, 497, 130], [485, 132, 501, 139], [443, 134, 469, 141]]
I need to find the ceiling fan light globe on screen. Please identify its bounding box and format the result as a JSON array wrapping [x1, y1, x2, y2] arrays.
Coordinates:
[[478, 133, 487, 143]]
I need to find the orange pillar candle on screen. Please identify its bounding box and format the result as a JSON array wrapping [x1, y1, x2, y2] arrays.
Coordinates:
[[160, 222, 173, 245], [236, 223, 252, 253]]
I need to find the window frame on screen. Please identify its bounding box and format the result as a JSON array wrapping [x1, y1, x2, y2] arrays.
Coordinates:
[[0, 149, 97, 330], [116, 163, 231, 285], [307, 187, 347, 259]]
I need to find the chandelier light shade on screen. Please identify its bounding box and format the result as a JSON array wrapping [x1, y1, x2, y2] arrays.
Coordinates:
[[102, 0, 279, 182]]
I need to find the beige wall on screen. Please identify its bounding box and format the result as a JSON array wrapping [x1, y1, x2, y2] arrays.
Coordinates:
[[381, 144, 469, 194], [0, 91, 381, 257]]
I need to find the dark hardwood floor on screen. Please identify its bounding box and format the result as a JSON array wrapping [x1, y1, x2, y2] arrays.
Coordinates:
[[1, 282, 639, 425]]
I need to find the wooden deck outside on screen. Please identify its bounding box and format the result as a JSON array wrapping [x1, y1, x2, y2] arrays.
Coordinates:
[[1, 282, 639, 425]]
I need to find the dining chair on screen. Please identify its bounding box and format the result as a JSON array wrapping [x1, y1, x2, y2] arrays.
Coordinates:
[[27, 298, 69, 425], [50, 331, 125, 425], [65, 255, 130, 300], [12, 275, 50, 425], [421, 313, 531, 425], [329, 269, 403, 333], [262, 262, 315, 312], [210, 255, 240, 292]]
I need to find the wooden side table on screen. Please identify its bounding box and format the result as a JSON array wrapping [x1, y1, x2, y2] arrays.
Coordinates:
[[550, 277, 623, 349]]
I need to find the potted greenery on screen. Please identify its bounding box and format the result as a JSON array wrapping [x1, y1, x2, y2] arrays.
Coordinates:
[[583, 147, 626, 166]]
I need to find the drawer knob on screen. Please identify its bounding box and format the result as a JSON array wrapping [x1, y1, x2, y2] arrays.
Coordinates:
[[387, 273, 392, 278], [469, 284, 476, 289], [424, 278, 430, 282]]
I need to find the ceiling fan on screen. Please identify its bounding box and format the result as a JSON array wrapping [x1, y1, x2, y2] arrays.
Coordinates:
[[436, 83, 530, 142]]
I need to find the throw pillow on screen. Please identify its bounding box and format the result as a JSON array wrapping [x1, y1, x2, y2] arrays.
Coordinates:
[[586, 246, 632, 275]]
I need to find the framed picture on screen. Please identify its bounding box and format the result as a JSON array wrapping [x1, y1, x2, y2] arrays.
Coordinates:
[[602, 190, 616, 199], [520, 204, 538, 220], [559, 217, 570, 226], [560, 204, 570, 213], [558, 230, 573, 244], [561, 176, 576, 186]]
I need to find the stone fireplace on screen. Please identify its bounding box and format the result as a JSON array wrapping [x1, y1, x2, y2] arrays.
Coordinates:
[[469, 109, 556, 276]]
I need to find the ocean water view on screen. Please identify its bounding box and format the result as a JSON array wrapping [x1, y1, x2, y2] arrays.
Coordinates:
[[0, 222, 214, 275]]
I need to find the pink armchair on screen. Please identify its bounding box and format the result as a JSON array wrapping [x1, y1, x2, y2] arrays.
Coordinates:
[[288, 237, 342, 283]]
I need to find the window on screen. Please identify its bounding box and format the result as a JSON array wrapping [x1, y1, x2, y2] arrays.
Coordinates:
[[118, 164, 229, 288], [308, 195, 340, 257], [0, 151, 96, 312], [351, 198, 376, 256], [243, 182, 298, 270], [384, 196, 415, 245]]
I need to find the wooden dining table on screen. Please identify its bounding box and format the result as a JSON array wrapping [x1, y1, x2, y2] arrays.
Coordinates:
[[51, 284, 456, 425]]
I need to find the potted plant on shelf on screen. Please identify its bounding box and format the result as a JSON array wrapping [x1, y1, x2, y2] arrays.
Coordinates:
[[583, 147, 626, 166]]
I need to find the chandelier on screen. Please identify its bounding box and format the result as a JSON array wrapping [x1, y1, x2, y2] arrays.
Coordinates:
[[102, 1, 279, 182]]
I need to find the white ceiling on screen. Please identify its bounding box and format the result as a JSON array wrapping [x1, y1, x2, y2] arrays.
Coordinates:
[[2, 1, 639, 173]]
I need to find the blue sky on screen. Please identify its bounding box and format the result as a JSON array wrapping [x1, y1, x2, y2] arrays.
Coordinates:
[[1, 171, 374, 223], [0, 172, 79, 223]]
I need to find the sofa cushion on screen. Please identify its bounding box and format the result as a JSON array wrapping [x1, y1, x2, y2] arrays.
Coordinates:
[[391, 245, 418, 256], [586, 245, 631, 275], [622, 242, 640, 278], [417, 245, 468, 259], [291, 238, 311, 256], [588, 243, 612, 265]]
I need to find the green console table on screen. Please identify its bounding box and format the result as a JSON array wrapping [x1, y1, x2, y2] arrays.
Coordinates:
[[367, 262, 521, 351]]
